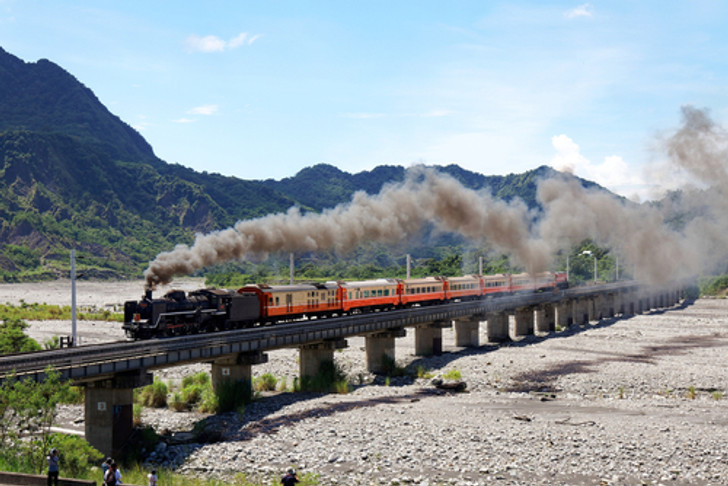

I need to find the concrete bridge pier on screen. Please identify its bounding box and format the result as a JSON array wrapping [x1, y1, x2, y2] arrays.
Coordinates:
[[642, 293, 652, 313], [300, 339, 348, 380], [366, 329, 406, 373], [486, 312, 510, 342], [454, 316, 482, 347], [534, 304, 555, 334], [211, 351, 268, 401], [587, 297, 598, 322], [555, 300, 572, 329], [415, 320, 450, 356], [572, 298, 589, 326], [84, 370, 153, 457], [513, 307, 534, 338]]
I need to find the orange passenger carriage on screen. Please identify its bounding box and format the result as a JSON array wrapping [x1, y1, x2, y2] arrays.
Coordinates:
[[509, 272, 562, 293], [238, 282, 342, 321], [340, 279, 400, 312], [400, 276, 447, 306], [444, 274, 482, 301], [481, 274, 511, 297]]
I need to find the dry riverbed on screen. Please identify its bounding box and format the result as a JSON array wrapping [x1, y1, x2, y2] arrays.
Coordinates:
[[2, 280, 727, 485]]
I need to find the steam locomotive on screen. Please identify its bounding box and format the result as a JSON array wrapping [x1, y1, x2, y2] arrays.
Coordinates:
[[123, 272, 568, 340]]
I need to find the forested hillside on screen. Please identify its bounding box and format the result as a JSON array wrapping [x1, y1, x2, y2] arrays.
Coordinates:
[[0, 47, 603, 282]]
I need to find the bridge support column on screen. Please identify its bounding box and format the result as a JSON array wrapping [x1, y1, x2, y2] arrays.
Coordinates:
[[300, 339, 347, 381], [513, 308, 534, 338], [454, 317, 481, 347], [555, 300, 571, 329], [84, 371, 152, 457], [415, 320, 449, 356], [587, 297, 597, 323], [535, 304, 555, 334], [628, 293, 638, 315], [642, 293, 652, 313], [211, 351, 268, 401], [486, 312, 509, 342], [572, 299, 588, 326], [366, 329, 406, 373]]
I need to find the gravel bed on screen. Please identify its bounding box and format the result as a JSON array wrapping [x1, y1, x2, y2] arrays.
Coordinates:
[[6, 281, 728, 485]]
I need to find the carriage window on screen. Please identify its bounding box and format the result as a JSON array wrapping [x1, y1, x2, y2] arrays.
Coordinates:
[[275, 297, 279, 305], [384, 289, 389, 296]]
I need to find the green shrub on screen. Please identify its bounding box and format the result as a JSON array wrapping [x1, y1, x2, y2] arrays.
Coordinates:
[[0, 318, 41, 354], [181, 371, 210, 388], [137, 379, 168, 408], [216, 379, 251, 413], [253, 373, 277, 391], [181, 383, 204, 406], [198, 387, 218, 413], [169, 392, 186, 412], [442, 369, 462, 380], [298, 360, 349, 393]]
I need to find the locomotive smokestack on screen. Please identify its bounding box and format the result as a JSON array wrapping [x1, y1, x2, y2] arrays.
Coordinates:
[[145, 289, 152, 300]]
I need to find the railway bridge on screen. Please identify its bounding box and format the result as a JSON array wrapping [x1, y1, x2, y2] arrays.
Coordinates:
[[0, 281, 682, 457]]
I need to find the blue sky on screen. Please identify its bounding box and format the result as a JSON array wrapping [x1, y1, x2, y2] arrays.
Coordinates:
[[1, 1, 727, 201]]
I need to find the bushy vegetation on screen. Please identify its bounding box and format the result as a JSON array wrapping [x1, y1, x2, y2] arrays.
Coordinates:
[[136, 378, 169, 408], [0, 318, 42, 353], [296, 361, 350, 394], [0, 301, 122, 322], [698, 274, 728, 296], [253, 373, 278, 392], [0, 367, 100, 475]]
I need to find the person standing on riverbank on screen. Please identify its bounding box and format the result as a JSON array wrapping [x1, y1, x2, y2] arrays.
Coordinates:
[[46, 449, 59, 486], [281, 468, 298, 486]]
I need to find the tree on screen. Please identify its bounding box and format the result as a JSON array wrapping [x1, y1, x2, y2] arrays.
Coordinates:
[[0, 367, 82, 474], [0, 318, 42, 354]]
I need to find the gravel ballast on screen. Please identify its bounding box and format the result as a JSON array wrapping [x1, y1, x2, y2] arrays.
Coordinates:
[[4, 280, 727, 485]]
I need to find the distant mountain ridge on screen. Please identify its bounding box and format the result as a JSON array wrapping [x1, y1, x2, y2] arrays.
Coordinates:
[[0, 47, 604, 281]]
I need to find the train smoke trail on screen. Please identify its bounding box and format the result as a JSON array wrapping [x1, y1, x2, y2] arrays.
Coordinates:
[[145, 105, 728, 289], [144, 168, 549, 289], [536, 106, 728, 285]]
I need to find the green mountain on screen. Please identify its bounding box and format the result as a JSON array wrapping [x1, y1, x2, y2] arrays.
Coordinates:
[[0, 47, 605, 282], [0, 48, 297, 280]]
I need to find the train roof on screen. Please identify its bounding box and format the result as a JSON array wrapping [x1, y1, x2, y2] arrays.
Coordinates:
[[446, 274, 481, 281], [338, 279, 399, 288], [239, 282, 339, 293], [401, 276, 445, 285]]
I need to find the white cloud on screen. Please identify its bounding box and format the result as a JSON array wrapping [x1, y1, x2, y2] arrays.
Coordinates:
[[185, 32, 260, 53], [186, 35, 226, 53], [228, 32, 261, 47], [188, 104, 219, 115], [173, 118, 196, 124], [549, 134, 651, 201], [564, 3, 593, 19]]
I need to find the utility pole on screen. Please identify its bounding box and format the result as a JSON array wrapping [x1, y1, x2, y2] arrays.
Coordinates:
[[71, 249, 77, 347]]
